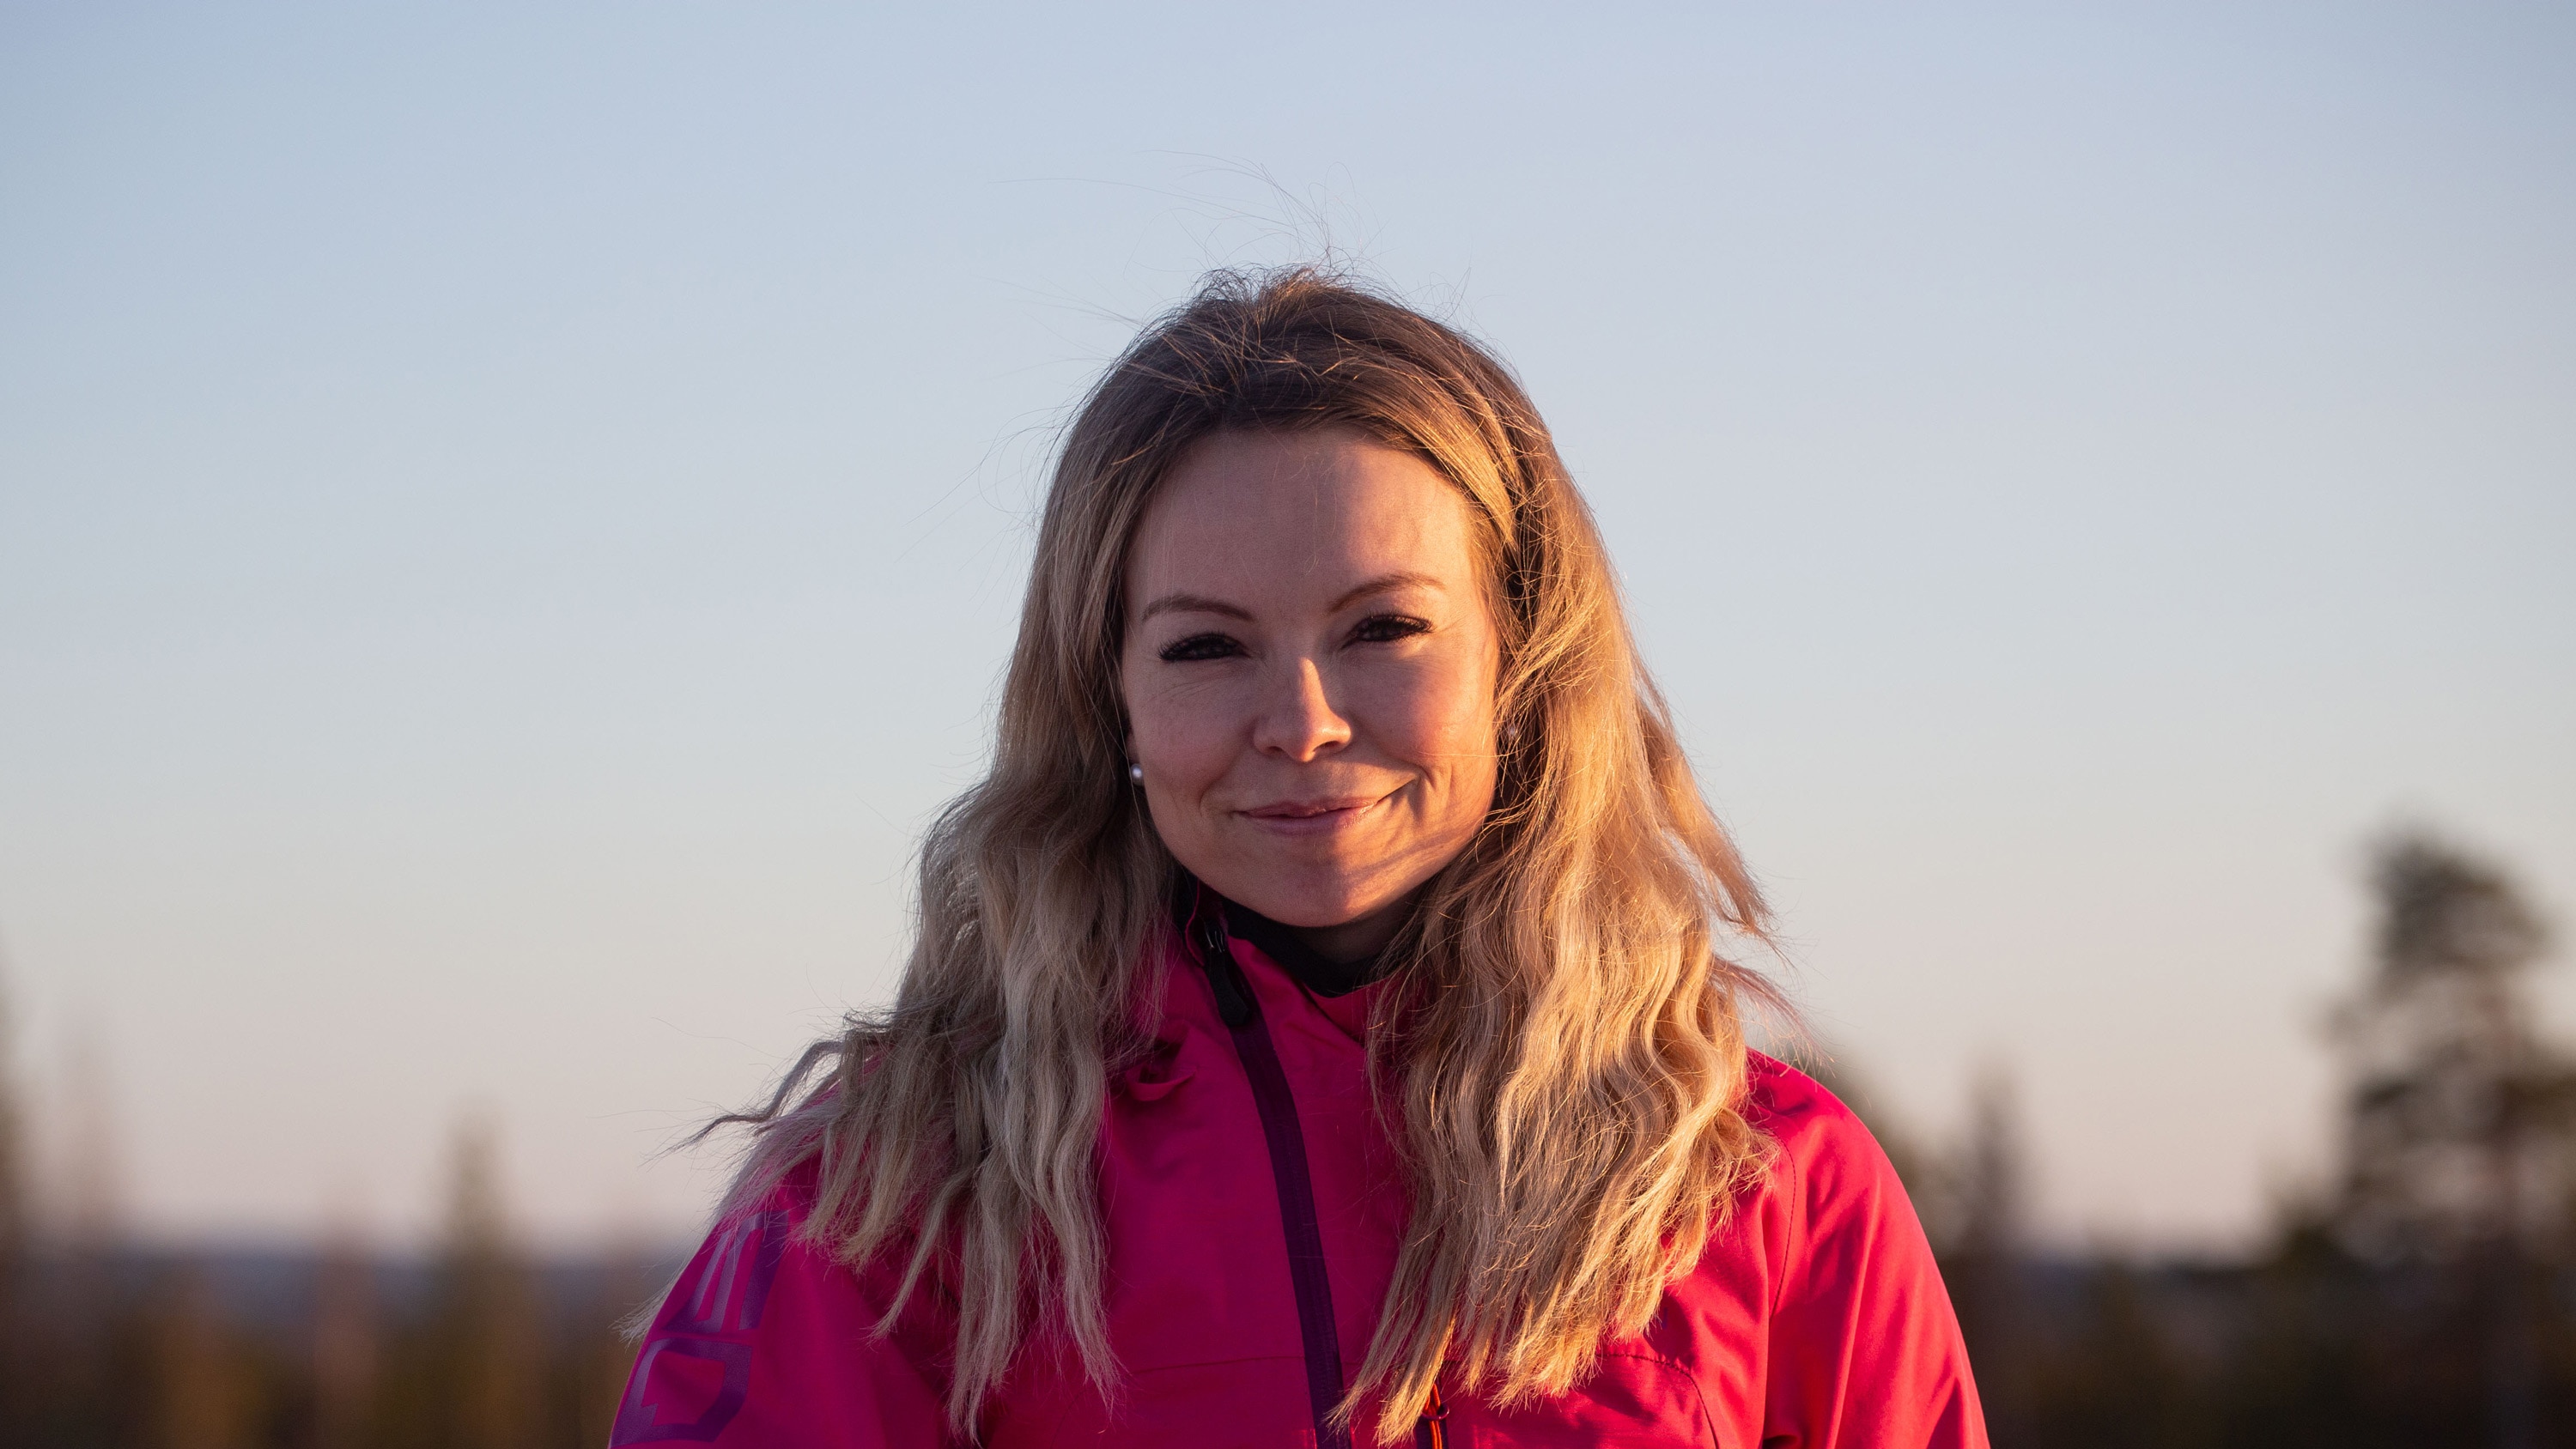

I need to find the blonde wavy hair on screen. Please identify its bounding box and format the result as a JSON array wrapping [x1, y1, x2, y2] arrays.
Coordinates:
[[716, 267, 1779, 1444]]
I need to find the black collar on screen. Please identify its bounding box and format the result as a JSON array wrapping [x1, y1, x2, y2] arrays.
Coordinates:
[[1176, 884, 1394, 999]]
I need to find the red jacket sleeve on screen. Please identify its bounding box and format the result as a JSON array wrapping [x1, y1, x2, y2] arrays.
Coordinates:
[[1757, 1067, 1987, 1448], [611, 1172, 965, 1447]]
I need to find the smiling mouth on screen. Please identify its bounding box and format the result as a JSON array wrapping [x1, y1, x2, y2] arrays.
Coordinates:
[[1239, 791, 1393, 832]]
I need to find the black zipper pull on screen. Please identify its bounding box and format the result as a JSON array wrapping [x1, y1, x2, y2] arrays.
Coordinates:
[[1196, 911, 1258, 1028]]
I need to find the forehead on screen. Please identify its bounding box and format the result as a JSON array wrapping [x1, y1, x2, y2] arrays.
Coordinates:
[[1125, 428, 1482, 609]]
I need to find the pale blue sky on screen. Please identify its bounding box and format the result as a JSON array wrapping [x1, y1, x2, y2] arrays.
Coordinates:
[[3, 3, 2570, 1249]]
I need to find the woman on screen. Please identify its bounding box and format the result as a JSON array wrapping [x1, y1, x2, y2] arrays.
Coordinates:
[[614, 270, 1983, 1447]]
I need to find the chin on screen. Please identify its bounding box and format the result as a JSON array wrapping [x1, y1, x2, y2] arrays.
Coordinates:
[[1235, 867, 1388, 931]]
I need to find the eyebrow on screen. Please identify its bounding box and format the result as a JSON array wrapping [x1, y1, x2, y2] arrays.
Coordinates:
[[1136, 591, 1252, 624], [1328, 571, 1443, 613], [1135, 572, 1444, 625]]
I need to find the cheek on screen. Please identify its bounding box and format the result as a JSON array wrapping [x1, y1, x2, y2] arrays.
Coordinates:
[[1381, 653, 1501, 775], [1122, 664, 1234, 786]]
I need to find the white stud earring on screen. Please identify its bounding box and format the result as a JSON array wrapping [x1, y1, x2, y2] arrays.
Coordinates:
[[1128, 761, 1144, 784]]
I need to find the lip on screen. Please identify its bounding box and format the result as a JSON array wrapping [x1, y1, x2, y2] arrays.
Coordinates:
[[1236, 791, 1392, 836]]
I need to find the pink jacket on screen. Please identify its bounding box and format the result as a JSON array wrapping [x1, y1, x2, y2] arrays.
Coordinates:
[[614, 906, 1986, 1447]]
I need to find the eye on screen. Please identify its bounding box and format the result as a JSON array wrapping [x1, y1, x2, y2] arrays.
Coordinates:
[[1158, 632, 1245, 663], [1349, 613, 1431, 645]]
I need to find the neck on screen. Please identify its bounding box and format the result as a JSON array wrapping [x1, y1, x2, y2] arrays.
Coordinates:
[[1285, 889, 1419, 966]]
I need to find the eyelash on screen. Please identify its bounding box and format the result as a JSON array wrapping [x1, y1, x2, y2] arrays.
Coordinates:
[[1352, 614, 1431, 644], [1156, 614, 1430, 664]]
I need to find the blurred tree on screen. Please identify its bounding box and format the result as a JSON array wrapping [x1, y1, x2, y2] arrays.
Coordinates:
[[2216, 1213, 2384, 1447], [62, 1032, 126, 1256], [0, 956, 46, 1441], [561, 1251, 646, 1446], [2329, 831, 2575, 1447], [0, 954, 24, 1267], [382, 1113, 544, 1449], [1941, 1064, 2035, 1446], [146, 1262, 262, 1449], [18, 1029, 135, 1444], [2335, 833, 2571, 1259], [0, 952, 27, 1416], [2029, 1261, 2200, 1449], [310, 1231, 377, 1449]]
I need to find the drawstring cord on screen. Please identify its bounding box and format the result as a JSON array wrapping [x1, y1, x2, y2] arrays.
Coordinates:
[[1415, 1382, 1448, 1449]]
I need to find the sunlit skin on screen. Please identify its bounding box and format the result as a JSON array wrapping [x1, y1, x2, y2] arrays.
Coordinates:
[[1121, 427, 1502, 964]]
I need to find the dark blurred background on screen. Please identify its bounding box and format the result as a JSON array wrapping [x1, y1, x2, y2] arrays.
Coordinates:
[[4, 827, 2574, 1443], [3, 3, 2569, 1443]]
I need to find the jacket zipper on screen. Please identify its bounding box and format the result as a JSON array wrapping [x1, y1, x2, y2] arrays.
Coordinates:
[[1192, 902, 1356, 1449]]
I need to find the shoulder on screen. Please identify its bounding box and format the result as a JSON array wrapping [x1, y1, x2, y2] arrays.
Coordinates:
[[644, 1157, 840, 1343], [1730, 1057, 1986, 1442], [617, 1159, 962, 1445], [1741, 1051, 1899, 1191], [1738, 1052, 1925, 1271]]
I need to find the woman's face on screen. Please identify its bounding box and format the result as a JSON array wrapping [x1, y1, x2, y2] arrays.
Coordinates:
[[1121, 427, 1502, 963]]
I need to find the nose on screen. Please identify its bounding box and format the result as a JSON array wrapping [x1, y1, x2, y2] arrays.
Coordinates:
[[1249, 656, 1352, 763]]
